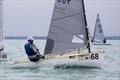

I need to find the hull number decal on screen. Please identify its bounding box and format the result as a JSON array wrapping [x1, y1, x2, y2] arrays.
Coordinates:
[[91, 53, 99, 60]]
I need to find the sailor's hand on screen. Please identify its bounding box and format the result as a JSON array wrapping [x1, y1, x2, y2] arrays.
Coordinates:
[[37, 49, 39, 51]]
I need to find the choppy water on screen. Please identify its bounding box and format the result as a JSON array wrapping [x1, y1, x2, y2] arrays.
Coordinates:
[[0, 40, 120, 80]]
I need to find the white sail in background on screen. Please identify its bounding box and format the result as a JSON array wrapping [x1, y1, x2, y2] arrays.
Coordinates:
[[0, 0, 4, 50], [44, 0, 89, 55], [92, 14, 106, 43]]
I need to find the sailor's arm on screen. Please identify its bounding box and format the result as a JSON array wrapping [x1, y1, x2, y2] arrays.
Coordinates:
[[30, 44, 39, 53]]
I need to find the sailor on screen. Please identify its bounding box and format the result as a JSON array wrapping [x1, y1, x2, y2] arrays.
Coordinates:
[[103, 38, 106, 43], [24, 36, 45, 62], [0, 48, 7, 58]]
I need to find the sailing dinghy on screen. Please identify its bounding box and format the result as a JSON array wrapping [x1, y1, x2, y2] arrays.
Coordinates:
[[91, 14, 111, 45], [10, 0, 104, 68], [0, 0, 7, 61]]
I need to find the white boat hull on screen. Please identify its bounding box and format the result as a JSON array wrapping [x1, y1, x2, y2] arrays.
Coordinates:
[[10, 53, 104, 69], [45, 58, 103, 68], [0, 58, 8, 61]]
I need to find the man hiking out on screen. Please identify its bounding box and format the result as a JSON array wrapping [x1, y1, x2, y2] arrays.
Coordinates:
[[24, 36, 45, 62]]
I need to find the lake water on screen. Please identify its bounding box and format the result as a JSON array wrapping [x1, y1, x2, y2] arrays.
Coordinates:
[[0, 40, 120, 80]]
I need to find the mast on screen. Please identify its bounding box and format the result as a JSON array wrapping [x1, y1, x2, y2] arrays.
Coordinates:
[[0, 0, 3, 50], [86, 27, 91, 53], [81, 0, 91, 53]]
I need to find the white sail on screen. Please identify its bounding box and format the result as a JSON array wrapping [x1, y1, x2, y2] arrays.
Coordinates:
[[44, 0, 90, 55], [0, 0, 4, 50], [92, 14, 106, 43]]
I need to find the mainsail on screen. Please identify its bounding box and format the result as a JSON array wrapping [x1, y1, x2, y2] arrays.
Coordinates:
[[0, 0, 4, 50], [92, 14, 105, 43], [44, 0, 90, 55]]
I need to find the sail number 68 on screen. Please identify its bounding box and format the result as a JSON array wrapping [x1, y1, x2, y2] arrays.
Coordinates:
[[91, 53, 99, 60], [58, 0, 71, 4]]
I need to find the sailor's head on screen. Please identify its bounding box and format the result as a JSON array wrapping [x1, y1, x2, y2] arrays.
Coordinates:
[[27, 36, 34, 44]]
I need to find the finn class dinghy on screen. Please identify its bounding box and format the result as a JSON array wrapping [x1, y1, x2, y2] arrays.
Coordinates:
[[0, 0, 7, 61], [10, 0, 104, 69], [91, 14, 111, 45]]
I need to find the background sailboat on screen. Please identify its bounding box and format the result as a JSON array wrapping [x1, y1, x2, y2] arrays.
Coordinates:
[[91, 14, 111, 45], [10, 0, 103, 68], [0, 0, 7, 60]]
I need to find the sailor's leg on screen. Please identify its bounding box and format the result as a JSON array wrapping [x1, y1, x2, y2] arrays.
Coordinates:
[[36, 52, 45, 59], [29, 58, 39, 62], [28, 55, 41, 62]]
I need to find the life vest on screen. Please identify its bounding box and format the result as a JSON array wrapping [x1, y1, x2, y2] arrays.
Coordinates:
[[24, 43, 35, 56]]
